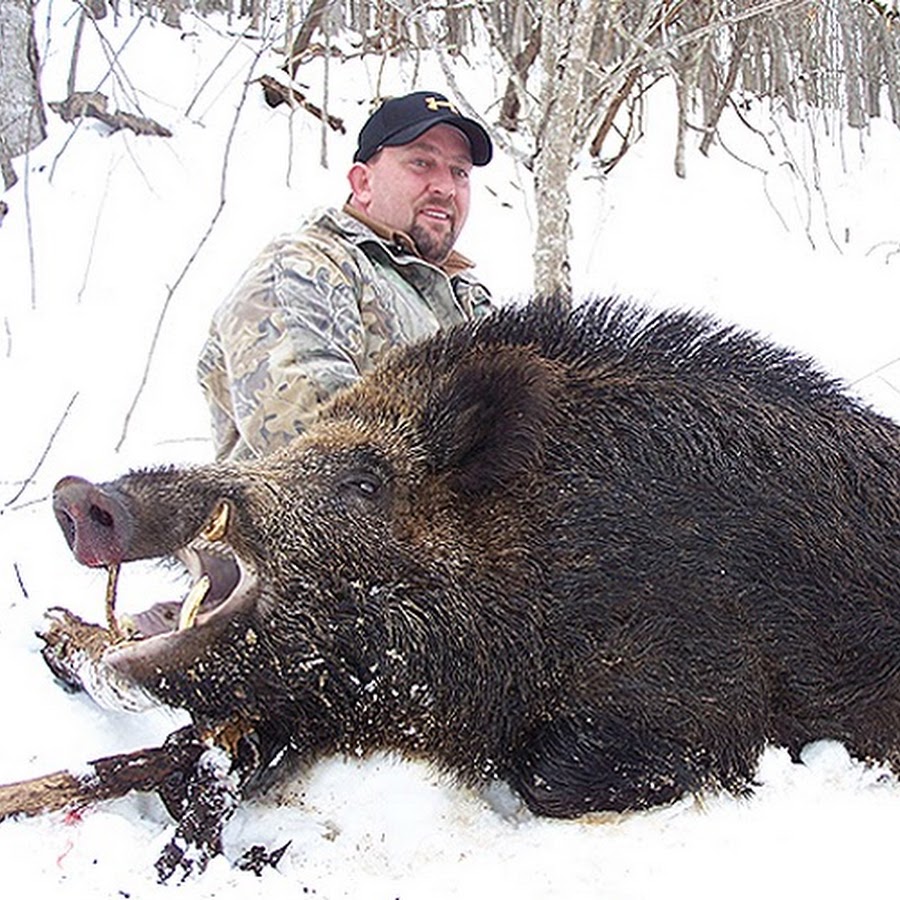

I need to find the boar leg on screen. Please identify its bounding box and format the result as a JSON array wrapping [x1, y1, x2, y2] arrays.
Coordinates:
[[508, 710, 742, 817], [154, 744, 240, 882], [155, 727, 266, 883]]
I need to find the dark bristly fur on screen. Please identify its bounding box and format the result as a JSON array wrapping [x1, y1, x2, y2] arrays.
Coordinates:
[[49, 297, 900, 817]]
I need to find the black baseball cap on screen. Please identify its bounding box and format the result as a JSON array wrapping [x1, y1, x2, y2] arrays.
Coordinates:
[[354, 91, 493, 166]]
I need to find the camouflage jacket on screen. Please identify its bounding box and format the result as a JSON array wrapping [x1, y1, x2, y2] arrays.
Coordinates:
[[197, 205, 492, 460]]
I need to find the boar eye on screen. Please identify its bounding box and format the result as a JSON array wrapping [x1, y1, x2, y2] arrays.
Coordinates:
[[339, 470, 384, 500]]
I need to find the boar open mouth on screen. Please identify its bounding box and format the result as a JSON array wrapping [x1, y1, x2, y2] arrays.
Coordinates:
[[126, 539, 246, 639], [53, 477, 256, 645]]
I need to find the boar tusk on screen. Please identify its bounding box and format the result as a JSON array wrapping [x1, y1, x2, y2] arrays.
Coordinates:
[[200, 501, 230, 543], [178, 575, 210, 631], [105, 562, 123, 641]]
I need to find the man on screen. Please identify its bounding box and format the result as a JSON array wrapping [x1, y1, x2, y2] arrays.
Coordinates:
[[198, 90, 494, 461]]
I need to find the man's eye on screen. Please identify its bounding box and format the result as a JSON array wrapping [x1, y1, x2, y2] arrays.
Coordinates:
[[453, 167, 470, 180]]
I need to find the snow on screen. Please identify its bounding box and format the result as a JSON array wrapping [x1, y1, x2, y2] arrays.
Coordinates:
[[2, 6, 900, 897]]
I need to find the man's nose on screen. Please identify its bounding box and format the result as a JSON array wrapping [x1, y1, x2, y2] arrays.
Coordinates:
[[428, 164, 456, 197]]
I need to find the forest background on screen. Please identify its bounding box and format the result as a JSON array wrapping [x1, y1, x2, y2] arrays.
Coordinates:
[[2, 1, 900, 897]]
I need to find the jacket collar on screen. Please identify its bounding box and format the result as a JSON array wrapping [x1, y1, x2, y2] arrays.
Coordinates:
[[341, 203, 475, 277]]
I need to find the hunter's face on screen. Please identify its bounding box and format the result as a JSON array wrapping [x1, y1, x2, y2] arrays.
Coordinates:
[[349, 123, 473, 264]]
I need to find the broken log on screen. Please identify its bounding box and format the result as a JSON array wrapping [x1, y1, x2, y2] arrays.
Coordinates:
[[0, 733, 205, 821], [49, 91, 172, 137]]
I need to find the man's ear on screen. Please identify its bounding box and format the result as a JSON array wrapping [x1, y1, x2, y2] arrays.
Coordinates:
[[421, 347, 558, 495], [347, 162, 373, 209]]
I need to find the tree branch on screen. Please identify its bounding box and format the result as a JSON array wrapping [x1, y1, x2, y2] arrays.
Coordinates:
[[699, 20, 751, 156], [0, 737, 204, 822], [49, 91, 172, 137], [285, 0, 333, 77], [114, 36, 271, 453], [498, 24, 541, 132], [4, 392, 78, 508], [256, 74, 346, 132]]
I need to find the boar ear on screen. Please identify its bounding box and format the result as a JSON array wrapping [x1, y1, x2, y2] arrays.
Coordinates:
[[422, 347, 556, 493]]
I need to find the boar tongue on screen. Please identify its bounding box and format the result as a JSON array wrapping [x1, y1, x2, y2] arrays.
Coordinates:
[[129, 601, 182, 636], [196, 550, 241, 603], [129, 551, 240, 637]]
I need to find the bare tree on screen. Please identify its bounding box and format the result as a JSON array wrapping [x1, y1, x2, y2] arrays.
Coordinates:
[[400, 0, 900, 297], [10, 0, 900, 296], [530, 0, 603, 300], [469, 1, 823, 297], [0, 0, 47, 189]]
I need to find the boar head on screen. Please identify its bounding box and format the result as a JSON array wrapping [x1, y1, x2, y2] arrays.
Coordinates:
[[48, 342, 560, 772]]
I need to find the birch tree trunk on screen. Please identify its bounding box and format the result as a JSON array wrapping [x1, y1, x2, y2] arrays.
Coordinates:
[[0, 0, 46, 189], [533, 0, 601, 301]]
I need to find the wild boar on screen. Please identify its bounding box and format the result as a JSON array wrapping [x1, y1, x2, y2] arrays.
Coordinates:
[[43, 296, 900, 831]]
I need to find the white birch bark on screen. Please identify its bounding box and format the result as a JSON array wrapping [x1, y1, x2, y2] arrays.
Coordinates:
[[0, 0, 46, 187], [533, 0, 602, 301]]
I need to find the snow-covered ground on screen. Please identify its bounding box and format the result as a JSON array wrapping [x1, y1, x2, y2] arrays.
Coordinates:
[[2, 6, 900, 897]]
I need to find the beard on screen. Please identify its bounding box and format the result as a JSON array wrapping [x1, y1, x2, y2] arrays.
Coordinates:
[[409, 221, 456, 265]]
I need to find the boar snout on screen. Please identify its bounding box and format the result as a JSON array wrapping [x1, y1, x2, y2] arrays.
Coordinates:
[[53, 475, 133, 567]]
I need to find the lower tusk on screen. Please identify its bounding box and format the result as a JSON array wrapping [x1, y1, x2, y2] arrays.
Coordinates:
[[179, 575, 211, 631]]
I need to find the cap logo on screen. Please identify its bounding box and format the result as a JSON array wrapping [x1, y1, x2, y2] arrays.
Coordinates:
[[425, 96, 459, 115]]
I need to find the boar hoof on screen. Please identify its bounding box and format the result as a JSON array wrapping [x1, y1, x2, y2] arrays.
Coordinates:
[[38, 607, 116, 693]]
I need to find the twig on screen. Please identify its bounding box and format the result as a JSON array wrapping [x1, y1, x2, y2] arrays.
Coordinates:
[[115, 37, 272, 453], [81, 4, 147, 118], [13, 562, 28, 600], [4, 392, 78, 508], [769, 114, 817, 250], [67, 7, 87, 97], [761, 161, 794, 234], [23, 102, 41, 311], [76, 166, 112, 303], [802, 111, 843, 253], [184, 27, 245, 119], [725, 94, 778, 156], [850, 355, 900, 389], [877, 374, 900, 398], [865, 240, 900, 261], [47, 113, 86, 184]]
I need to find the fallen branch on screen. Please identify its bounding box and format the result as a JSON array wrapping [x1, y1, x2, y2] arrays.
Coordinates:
[[0, 735, 204, 822], [256, 74, 346, 133], [49, 91, 172, 137]]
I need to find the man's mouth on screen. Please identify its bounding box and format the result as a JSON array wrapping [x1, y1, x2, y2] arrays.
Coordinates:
[[418, 206, 453, 225]]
